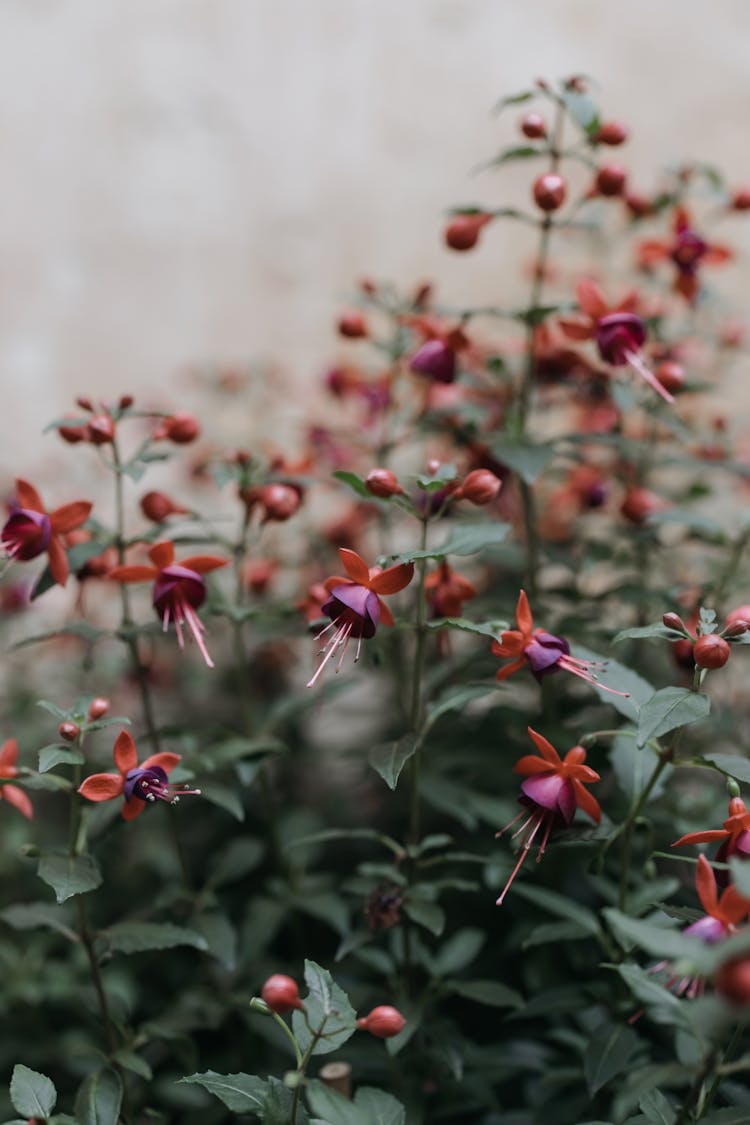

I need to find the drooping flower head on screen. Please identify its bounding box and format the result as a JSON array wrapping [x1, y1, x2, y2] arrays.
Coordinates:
[[672, 797, 750, 887], [559, 280, 674, 403], [2, 479, 92, 587], [307, 548, 414, 687], [491, 590, 629, 698], [495, 728, 600, 905], [109, 541, 227, 667], [0, 739, 33, 820], [78, 730, 199, 821], [637, 206, 732, 304]]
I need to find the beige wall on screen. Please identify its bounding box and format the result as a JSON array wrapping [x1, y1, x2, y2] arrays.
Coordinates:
[[1, 0, 749, 473]]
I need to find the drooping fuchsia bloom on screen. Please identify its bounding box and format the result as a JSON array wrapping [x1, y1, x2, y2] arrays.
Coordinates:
[[637, 206, 732, 304], [307, 548, 414, 687], [2, 479, 92, 587], [78, 730, 199, 821], [672, 797, 750, 887], [491, 590, 629, 698], [495, 728, 600, 905], [558, 279, 674, 403], [109, 541, 228, 667], [0, 739, 33, 820]]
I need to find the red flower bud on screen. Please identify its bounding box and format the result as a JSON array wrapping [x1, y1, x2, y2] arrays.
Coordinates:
[[356, 1005, 406, 1038], [533, 173, 566, 212], [662, 612, 687, 633], [595, 164, 628, 197], [162, 413, 200, 444], [140, 491, 189, 523], [88, 697, 110, 720], [715, 955, 750, 1005], [337, 311, 368, 339], [260, 483, 301, 522], [76, 396, 94, 412], [444, 213, 491, 252], [731, 188, 750, 212], [365, 468, 403, 498], [261, 974, 304, 1014], [593, 121, 629, 146], [520, 113, 547, 139], [655, 361, 685, 394], [620, 487, 666, 525], [58, 721, 80, 742], [58, 421, 87, 444], [625, 192, 653, 219], [694, 634, 730, 670], [457, 468, 502, 505], [727, 605, 750, 629], [86, 415, 116, 445], [724, 621, 748, 639], [119, 394, 135, 410]]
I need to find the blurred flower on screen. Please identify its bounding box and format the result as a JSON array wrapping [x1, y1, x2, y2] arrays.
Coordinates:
[[673, 796, 750, 886], [78, 730, 198, 821], [637, 206, 732, 303], [365, 884, 403, 932], [2, 479, 92, 588], [0, 739, 32, 820]]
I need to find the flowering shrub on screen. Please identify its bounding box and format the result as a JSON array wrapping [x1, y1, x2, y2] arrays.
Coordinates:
[[4, 75, 750, 1125]]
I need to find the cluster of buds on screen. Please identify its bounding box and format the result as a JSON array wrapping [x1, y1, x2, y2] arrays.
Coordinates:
[[662, 608, 748, 671], [57, 395, 134, 446]]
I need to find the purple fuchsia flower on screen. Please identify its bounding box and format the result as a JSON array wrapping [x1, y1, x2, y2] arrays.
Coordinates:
[[672, 796, 750, 887], [495, 728, 601, 905], [2, 479, 92, 587], [637, 206, 732, 304], [78, 730, 200, 821], [307, 548, 414, 687], [109, 541, 228, 667]]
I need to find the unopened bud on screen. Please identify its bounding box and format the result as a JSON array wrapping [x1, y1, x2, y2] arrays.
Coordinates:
[[655, 361, 685, 394], [724, 620, 749, 639], [365, 468, 403, 498], [662, 612, 687, 633], [727, 778, 742, 799], [519, 113, 547, 139], [593, 121, 629, 146], [595, 164, 628, 197], [356, 1005, 406, 1039], [533, 172, 566, 212], [58, 721, 80, 743], [260, 974, 304, 1014], [726, 605, 750, 630], [76, 396, 94, 412], [337, 310, 368, 339], [444, 213, 491, 252], [457, 468, 502, 505], [731, 188, 750, 212], [163, 412, 200, 444], [58, 422, 87, 444], [694, 634, 730, 670], [86, 415, 116, 444], [260, 483, 301, 522], [88, 697, 110, 720], [140, 491, 189, 523], [118, 394, 135, 410]]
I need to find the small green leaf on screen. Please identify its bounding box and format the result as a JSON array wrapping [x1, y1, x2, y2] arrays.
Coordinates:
[[38, 744, 85, 773], [561, 88, 601, 134], [403, 898, 445, 936], [199, 782, 245, 821], [73, 1068, 122, 1125], [306, 1082, 369, 1125], [177, 1071, 267, 1113], [511, 882, 600, 935], [611, 733, 672, 804], [394, 522, 510, 563], [105, 921, 208, 954], [492, 89, 534, 112], [291, 960, 358, 1057], [584, 1021, 642, 1095], [424, 684, 496, 733], [492, 441, 555, 484], [446, 979, 522, 1008], [0, 902, 78, 941], [636, 687, 710, 748], [425, 617, 506, 638], [112, 1049, 152, 1080], [37, 851, 102, 904], [369, 733, 419, 790], [10, 1064, 57, 1118], [613, 624, 683, 644], [433, 927, 485, 975], [415, 463, 458, 490], [483, 144, 545, 168], [332, 470, 372, 499]]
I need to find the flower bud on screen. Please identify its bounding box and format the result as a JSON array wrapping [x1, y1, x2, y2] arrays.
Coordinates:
[[58, 421, 87, 444], [337, 311, 368, 339], [731, 188, 750, 212], [625, 191, 653, 219], [533, 173, 566, 212], [162, 413, 200, 444], [409, 339, 456, 384], [593, 121, 629, 146], [519, 113, 547, 139], [620, 487, 666, 525], [365, 468, 403, 498], [662, 612, 686, 633], [356, 1005, 406, 1038], [88, 697, 110, 720], [140, 491, 189, 523], [457, 469, 502, 505], [724, 620, 748, 639], [694, 634, 730, 670], [260, 974, 304, 1014], [654, 361, 685, 394], [260, 483, 301, 522], [595, 164, 628, 197], [58, 721, 80, 743], [86, 415, 116, 445], [444, 213, 490, 252], [727, 605, 750, 630], [76, 396, 94, 412], [119, 394, 134, 409], [715, 956, 750, 1005]]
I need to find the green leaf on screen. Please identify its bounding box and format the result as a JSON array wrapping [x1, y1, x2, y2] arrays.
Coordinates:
[[605, 910, 709, 967], [424, 684, 497, 733], [613, 624, 683, 644], [521, 920, 595, 948], [572, 646, 653, 723], [614, 964, 687, 1026], [636, 687, 710, 747], [561, 88, 600, 134], [511, 881, 600, 935], [403, 898, 445, 936], [264, 1077, 307, 1125], [611, 733, 672, 804], [584, 1021, 642, 1095], [354, 1087, 407, 1125], [433, 927, 485, 975], [36, 699, 68, 719], [291, 960, 358, 1057], [178, 1072, 267, 1113], [106, 920, 208, 955], [638, 1089, 675, 1124], [702, 753, 750, 784], [415, 463, 458, 490], [699, 1111, 750, 1125], [199, 782, 245, 821], [37, 851, 102, 904], [306, 1082, 369, 1125], [287, 827, 402, 856], [0, 902, 78, 941], [112, 1048, 152, 1080], [425, 617, 506, 638], [73, 1069, 123, 1125], [492, 89, 534, 112], [38, 744, 85, 773], [332, 470, 372, 499], [10, 1065, 57, 1119], [446, 979, 522, 1008], [483, 144, 545, 168], [395, 522, 510, 563], [209, 837, 265, 887], [492, 440, 555, 484], [369, 733, 419, 790]]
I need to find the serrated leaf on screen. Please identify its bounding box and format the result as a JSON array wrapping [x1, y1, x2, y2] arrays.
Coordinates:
[[395, 522, 510, 563], [306, 1082, 369, 1125], [573, 646, 654, 723], [178, 1071, 267, 1113], [38, 744, 85, 773], [37, 851, 102, 904], [492, 441, 555, 484], [105, 921, 208, 954], [369, 733, 419, 790], [112, 1049, 152, 1080], [10, 1065, 57, 1118], [584, 1021, 642, 1095], [447, 979, 522, 1008], [291, 960, 358, 1057], [433, 927, 485, 975], [403, 898, 445, 936], [636, 687, 710, 747], [73, 1068, 122, 1125], [614, 964, 686, 1026]]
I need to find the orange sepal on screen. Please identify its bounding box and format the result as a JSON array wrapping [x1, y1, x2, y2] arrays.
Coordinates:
[[1, 784, 33, 819], [122, 798, 146, 821], [705, 244, 733, 266], [495, 657, 526, 682], [515, 590, 534, 636], [338, 548, 371, 585], [558, 316, 595, 342], [0, 738, 19, 773], [491, 632, 525, 658], [149, 541, 176, 569], [47, 536, 69, 587], [140, 751, 181, 774], [527, 727, 561, 765], [695, 854, 719, 916], [368, 562, 414, 595], [576, 278, 609, 319], [178, 555, 228, 575], [78, 772, 123, 802], [572, 779, 601, 824], [14, 479, 45, 513], [514, 755, 556, 777], [113, 730, 138, 775], [378, 600, 395, 627], [672, 828, 728, 847], [717, 885, 750, 927], [49, 501, 93, 535], [108, 565, 159, 583]]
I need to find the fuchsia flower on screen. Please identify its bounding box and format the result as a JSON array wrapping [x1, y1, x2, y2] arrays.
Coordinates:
[[307, 548, 414, 687], [109, 541, 227, 667], [559, 279, 674, 403], [495, 728, 600, 905], [0, 739, 33, 820], [78, 730, 199, 821], [491, 590, 629, 697], [2, 479, 92, 587], [673, 797, 750, 886], [637, 206, 732, 304]]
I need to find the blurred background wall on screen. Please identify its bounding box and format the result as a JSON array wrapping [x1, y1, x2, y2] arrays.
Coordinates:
[[1, 0, 749, 472]]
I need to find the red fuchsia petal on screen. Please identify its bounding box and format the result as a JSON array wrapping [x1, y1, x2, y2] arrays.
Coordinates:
[[676, 272, 699, 302], [674, 205, 691, 233], [558, 316, 595, 341], [717, 885, 750, 926], [368, 562, 415, 595], [140, 751, 181, 774], [14, 479, 45, 513], [78, 773, 123, 801], [613, 287, 640, 313], [149, 541, 176, 569], [514, 755, 558, 777], [516, 590, 534, 636], [563, 746, 586, 766], [323, 575, 350, 594], [113, 730, 138, 775], [47, 536, 69, 587], [495, 657, 527, 683], [491, 632, 525, 657], [49, 501, 93, 534], [108, 565, 159, 583], [0, 739, 19, 771], [564, 762, 601, 784], [1, 784, 33, 819], [338, 548, 371, 585], [637, 240, 670, 265], [378, 599, 395, 627], [527, 727, 561, 765], [121, 798, 146, 821], [178, 555, 228, 574], [671, 829, 729, 847], [695, 854, 719, 916], [571, 779, 601, 824], [705, 244, 733, 265], [576, 278, 609, 319]]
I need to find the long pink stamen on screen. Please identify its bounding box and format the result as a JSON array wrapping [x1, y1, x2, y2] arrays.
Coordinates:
[[511, 811, 536, 842], [307, 621, 348, 688], [496, 813, 544, 906], [625, 350, 675, 404], [495, 807, 528, 839], [558, 657, 630, 697], [183, 602, 215, 668], [335, 622, 354, 673], [536, 816, 554, 861]]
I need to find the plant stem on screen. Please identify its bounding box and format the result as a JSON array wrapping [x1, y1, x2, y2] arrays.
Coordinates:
[[408, 516, 429, 844], [711, 523, 750, 614], [77, 897, 117, 1058], [618, 746, 673, 911], [673, 1043, 720, 1125], [290, 1017, 327, 1125]]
